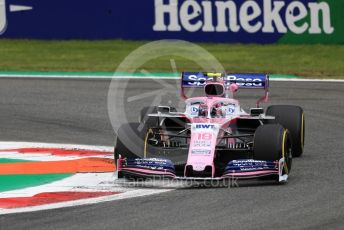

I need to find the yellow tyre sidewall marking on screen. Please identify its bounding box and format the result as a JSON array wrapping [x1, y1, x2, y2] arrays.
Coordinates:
[[282, 129, 289, 174], [301, 112, 305, 152], [144, 129, 153, 158]]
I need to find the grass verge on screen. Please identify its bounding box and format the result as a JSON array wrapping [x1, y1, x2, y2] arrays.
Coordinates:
[[0, 39, 343, 78]]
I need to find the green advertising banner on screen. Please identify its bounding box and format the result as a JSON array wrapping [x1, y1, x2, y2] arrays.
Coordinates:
[[279, 1, 344, 43]]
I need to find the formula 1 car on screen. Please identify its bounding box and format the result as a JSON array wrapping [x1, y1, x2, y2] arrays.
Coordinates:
[[114, 72, 305, 183]]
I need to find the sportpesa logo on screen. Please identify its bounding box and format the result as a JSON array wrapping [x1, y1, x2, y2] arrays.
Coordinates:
[[186, 74, 264, 87], [153, 0, 334, 34]]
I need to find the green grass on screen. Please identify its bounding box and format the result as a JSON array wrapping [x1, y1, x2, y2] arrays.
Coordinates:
[[0, 39, 343, 77]]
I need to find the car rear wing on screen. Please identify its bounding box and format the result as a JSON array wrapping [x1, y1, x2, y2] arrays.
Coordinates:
[[181, 72, 269, 106], [181, 72, 269, 89]]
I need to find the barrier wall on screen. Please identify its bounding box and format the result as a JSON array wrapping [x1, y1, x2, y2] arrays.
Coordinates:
[[0, 0, 342, 43]]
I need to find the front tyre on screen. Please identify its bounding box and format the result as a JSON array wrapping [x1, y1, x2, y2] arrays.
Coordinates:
[[114, 122, 147, 163], [254, 124, 292, 175], [266, 105, 305, 157]]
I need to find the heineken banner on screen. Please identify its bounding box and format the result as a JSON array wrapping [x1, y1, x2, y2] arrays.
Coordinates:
[[0, 0, 342, 43]]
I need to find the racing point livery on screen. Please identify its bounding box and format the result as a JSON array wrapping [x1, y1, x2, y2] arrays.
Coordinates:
[[114, 72, 305, 183]]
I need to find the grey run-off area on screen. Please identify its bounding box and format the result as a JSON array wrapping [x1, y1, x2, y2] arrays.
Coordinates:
[[0, 78, 343, 230]]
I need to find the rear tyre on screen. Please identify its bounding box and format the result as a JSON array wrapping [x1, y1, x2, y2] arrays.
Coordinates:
[[254, 124, 292, 174], [139, 106, 177, 128], [139, 106, 158, 127], [266, 105, 305, 157]]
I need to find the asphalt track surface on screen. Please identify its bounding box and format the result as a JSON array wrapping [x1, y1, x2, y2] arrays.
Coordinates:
[[0, 78, 344, 230]]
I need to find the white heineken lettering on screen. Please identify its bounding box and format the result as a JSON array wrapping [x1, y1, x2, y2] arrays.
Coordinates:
[[0, 0, 38, 36], [262, 0, 287, 33], [201, 1, 214, 32], [215, 1, 240, 32], [286, 1, 308, 34], [180, 0, 202, 32], [153, 0, 181, 31], [153, 0, 334, 35], [308, 2, 334, 34], [0, 0, 6, 34], [240, 1, 262, 33]]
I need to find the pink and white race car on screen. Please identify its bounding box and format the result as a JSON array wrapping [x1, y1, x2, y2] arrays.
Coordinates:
[[114, 72, 305, 183]]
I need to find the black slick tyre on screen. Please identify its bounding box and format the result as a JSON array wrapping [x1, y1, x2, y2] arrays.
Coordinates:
[[114, 122, 147, 166], [139, 106, 159, 128], [266, 105, 305, 157], [254, 124, 292, 174]]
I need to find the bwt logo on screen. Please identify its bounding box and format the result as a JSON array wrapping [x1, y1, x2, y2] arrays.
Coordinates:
[[153, 0, 334, 34], [196, 124, 215, 129], [0, 0, 33, 35]]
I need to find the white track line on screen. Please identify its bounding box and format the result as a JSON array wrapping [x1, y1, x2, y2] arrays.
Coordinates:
[[269, 78, 344, 82], [0, 141, 113, 151], [0, 141, 113, 161], [0, 74, 177, 79], [0, 74, 344, 82], [0, 173, 119, 198], [0, 188, 171, 215], [0, 152, 113, 161]]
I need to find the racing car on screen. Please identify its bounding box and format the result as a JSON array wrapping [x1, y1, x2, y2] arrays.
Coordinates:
[[114, 72, 305, 183]]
